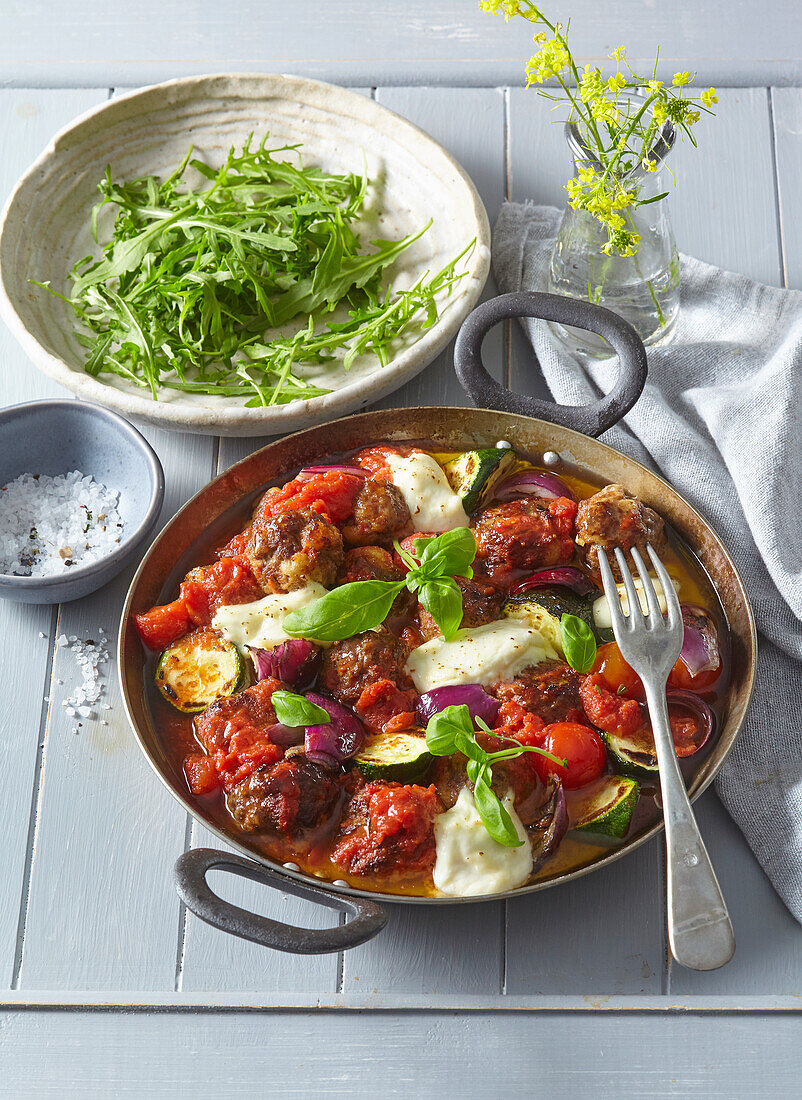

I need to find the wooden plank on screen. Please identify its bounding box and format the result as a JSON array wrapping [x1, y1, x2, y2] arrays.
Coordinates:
[[337, 85, 507, 996], [16, 427, 216, 991], [770, 86, 802, 289], [505, 84, 666, 995], [1, 0, 800, 88], [3, 1009, 802, 1097], [0, 88, 112, 989]]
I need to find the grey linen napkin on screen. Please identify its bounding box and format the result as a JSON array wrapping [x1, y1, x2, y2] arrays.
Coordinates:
[[493, 201, 802, 921]]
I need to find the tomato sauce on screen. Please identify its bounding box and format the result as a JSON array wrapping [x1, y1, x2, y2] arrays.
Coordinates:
[[141, 441, 731, 896]]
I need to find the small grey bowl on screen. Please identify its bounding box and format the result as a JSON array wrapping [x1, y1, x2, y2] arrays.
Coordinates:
[[0, 399, 164, 604]]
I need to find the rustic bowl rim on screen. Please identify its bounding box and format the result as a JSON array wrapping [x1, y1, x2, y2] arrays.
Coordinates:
[[0, 398, 164, 597], [0, 72, 491, 436]]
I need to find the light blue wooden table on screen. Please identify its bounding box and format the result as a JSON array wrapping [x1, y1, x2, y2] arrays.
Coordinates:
[[2, 3, 801, 1095]]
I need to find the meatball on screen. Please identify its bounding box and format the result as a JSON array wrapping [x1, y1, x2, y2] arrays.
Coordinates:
[[575, 484, 666, 581], [431, 732, 546, 828], [341, 480, 411, 546], [194, 677, 281, 756], [227, 755, 344, 835], [471, 497, 577, 582], [247, 506, 343, 593], [320, 629, 412, 707], [418, 575, 505, 640], [332, 781, 442, 875], [338, 545, 414, 620], [492, 661, 582, 724]]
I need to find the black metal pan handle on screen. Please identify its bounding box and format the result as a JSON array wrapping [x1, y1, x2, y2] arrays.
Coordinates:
[[174, 848, 387, 954], [453, 291, 647, 438]]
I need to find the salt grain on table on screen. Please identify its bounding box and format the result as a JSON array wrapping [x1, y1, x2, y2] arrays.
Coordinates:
[[56, 632, 113, 729]]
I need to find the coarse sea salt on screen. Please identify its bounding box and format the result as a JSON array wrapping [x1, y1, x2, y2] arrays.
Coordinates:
[[0, 470, 123, 577], [57, 633, 112, 717]]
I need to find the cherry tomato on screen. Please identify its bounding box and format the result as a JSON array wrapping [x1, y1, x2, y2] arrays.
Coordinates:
[[393, 531, 440, 572], [591, 641, 644, 699], [534, 721, 607, 789], [668, 657, 721, 694]]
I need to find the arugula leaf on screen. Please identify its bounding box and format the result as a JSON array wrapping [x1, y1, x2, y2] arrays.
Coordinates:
[[560, 613, 598, 674], [37, 131, 475, 407], [271, 690, 331, 728], [282, 579, 405, 643], [418, 576, 464, 641]]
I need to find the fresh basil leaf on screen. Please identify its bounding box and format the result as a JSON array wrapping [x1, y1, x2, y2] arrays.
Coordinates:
[[418, 576, 464, 641], [466, 758, 484, 785], [560, 613, 597, 674], [425, 704, 474, 757], [472, 769, 523, 848], [417, 527, 476, 580], [392, 539, 419, 571], [272, 690, 330, 728], [453, 728, 487, 763], [282, 579, 405, 642]]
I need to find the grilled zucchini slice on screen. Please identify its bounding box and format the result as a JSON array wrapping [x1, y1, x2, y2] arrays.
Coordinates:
[[156, 628, 243, 713], [441, 448, 516, 513], [570, 775, 640, 839], [355, 730, 433, 782]]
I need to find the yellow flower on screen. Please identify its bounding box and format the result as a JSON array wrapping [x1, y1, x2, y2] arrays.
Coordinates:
[[607, 72, 626, 92], [701, 87, 719, 108], [672, 71, 691, 87]]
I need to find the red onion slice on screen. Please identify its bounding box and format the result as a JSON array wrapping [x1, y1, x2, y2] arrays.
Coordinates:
[[666, 689, 715, 756], [495, 470, 575, 503], [264, 722, 305, 746], [250, 639, 321, 689], [679, 605, 721, 678], [416, 684, 500, 727], [295, 465, 368, 482], [304, 692, 364, 762], [531, 780, 568, 870], [510, 567, 598, 598]]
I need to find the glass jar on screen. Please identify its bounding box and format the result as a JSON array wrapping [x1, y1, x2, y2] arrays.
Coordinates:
[[548, 118, 680, 358]]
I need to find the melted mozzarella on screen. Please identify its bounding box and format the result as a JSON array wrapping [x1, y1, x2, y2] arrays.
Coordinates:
[[212, 582, 328, 651], [384, 451, 469, 532], [592, 575, 680, 629], [433, 787, 532, 896], [405, 621, 557, 693]]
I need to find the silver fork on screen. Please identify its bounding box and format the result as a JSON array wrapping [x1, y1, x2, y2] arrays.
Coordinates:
[[597, 545, 735, 971]]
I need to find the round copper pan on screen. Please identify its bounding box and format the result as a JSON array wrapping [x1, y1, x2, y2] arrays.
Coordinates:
[[119, 405, 756, 918]]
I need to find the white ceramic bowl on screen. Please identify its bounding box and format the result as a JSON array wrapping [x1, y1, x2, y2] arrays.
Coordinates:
[[0, 74, 490, 436]]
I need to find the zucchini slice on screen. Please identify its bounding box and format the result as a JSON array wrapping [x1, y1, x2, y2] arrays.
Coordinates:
[[503, 597, 564, 656], [503, 587, 596, 656], [570, 775, 640, 839], [441, 448, 516, 513], [156, 628, 243, 713], [354, 729, 433, 782], [602, 728, 659, 778]]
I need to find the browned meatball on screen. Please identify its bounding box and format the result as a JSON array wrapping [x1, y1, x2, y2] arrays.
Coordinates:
[[337, 545, 413, 617], [418, 576, 505, 640], [575, 484, 666, 581], [247, 507, 343, 593], [320, 629, 412, 707], [492, 661, 582, 724], [227, 755, 345, 835], [194, 677, 282, 756], [341, 480, 411, 546], [471, 497, 577, 583], [331, 781, 441, 875]]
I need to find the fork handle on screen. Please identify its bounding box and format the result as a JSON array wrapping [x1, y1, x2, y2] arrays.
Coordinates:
[[644, 685, 736, 971]]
